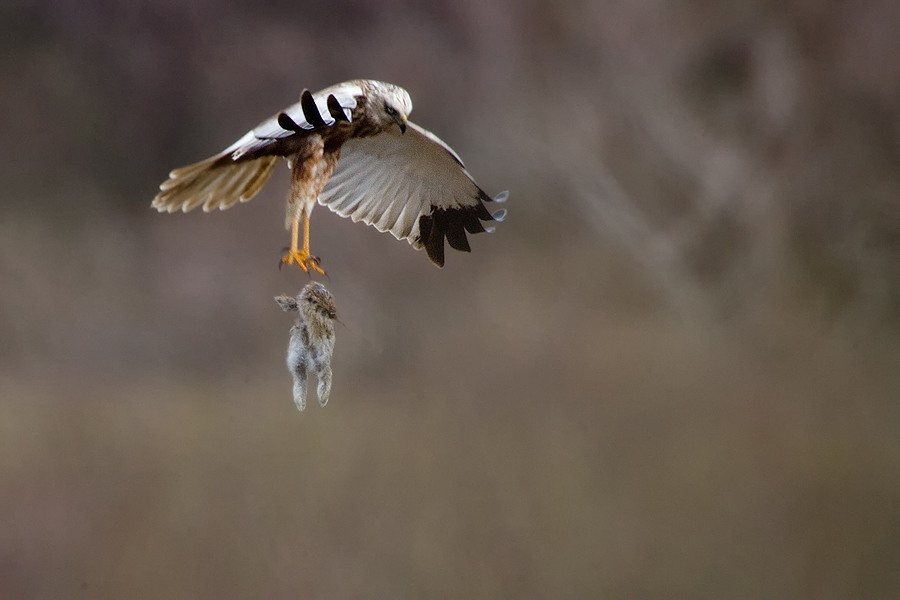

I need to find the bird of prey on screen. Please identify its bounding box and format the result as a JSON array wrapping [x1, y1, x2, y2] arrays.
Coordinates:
[[275, 282, 336, 411], [152, 79, 507, 272]]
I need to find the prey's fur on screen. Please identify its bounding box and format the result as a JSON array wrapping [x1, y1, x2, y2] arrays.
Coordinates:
[[275, 282, 336, 411]]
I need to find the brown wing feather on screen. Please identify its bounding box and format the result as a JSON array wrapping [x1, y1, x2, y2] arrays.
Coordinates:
[[152, 81, 365, 214], [152, 153, 279, 213]]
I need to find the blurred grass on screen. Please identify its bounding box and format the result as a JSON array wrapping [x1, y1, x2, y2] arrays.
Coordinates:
[[3, 315, 899, 599], [4, 0, 900, 597]]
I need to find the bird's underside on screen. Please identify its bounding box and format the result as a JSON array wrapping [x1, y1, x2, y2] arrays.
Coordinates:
[[152, 79, 507, 270]]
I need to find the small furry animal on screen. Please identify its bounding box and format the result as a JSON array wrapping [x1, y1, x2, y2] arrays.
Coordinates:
[[275, 282, 336, 411]]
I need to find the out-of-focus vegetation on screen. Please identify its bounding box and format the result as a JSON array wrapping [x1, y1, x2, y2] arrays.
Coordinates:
[[2, 0, 899, 598]]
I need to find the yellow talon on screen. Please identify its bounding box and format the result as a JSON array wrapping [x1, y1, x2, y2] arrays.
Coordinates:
[[281, 249, 325, 274], [282, 214, 325, 274]]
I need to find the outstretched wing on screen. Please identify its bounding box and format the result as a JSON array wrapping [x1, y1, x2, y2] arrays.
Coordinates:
[[318, 122, 506, 266], [226, 82, 360, 161], [152, 82, 361, 213]]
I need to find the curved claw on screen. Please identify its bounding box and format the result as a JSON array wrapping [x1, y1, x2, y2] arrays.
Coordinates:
[[281, 249, 325, 275], [308, 255, 326, 277]]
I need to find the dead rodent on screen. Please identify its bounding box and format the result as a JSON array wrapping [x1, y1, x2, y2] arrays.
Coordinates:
[[275, 282, 336, 411]]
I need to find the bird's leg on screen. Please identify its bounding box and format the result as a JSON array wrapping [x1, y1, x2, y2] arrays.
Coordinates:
[[281, 215, 325, 274], [301, 214, 325, 275]]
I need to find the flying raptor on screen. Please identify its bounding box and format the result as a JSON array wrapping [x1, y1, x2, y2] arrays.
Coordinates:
[[152, 79, 507, 272]]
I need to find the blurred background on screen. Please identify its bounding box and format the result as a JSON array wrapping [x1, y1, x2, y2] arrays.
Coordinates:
[[2, 0, 900, 597]]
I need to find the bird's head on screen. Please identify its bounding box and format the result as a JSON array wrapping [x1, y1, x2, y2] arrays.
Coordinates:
[[367, 81, 412, 134]]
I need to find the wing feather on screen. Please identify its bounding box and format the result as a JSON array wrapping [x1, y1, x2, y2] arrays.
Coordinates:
[[153, 80, 504, 266], [318, 122, 501, 266], [152, 155, 279, 213], [153, 82, 361, 214], [231, 82, 361, 160]]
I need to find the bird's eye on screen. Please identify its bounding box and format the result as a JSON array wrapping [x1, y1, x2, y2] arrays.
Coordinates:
[[385, 105, 397, 116]]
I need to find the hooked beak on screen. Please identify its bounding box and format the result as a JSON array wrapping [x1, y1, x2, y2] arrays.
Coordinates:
[[394, 114, 407, 134]]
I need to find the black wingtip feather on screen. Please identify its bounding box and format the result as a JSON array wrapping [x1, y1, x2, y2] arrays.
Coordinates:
[[277, 112, 302, 132], [417, 214, 442, 266], [326, 94, 349, 122], [417, 199, 502, 267], [445, 224, 471, 253], [300, 89, 327, 128]]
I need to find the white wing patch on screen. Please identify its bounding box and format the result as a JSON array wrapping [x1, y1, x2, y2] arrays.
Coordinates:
[[152, 84, 361, 214], [230, 83, 360, 160], [318, 122, 488, 246]]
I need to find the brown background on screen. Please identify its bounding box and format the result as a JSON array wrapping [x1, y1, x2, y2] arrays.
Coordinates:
[[2, 0, 900, 598]]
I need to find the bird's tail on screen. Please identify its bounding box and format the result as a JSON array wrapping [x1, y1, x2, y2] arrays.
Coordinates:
[[151, 152, 279, 213]]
